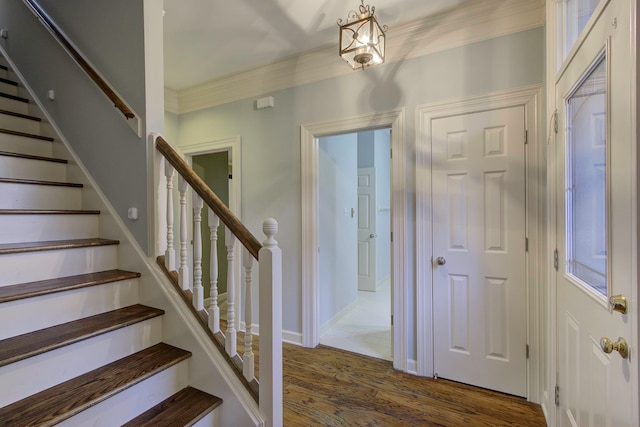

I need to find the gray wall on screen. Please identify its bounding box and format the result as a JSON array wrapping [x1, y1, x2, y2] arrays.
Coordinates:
[[174, 28, 545, 354], [0, 0, 150, 250]]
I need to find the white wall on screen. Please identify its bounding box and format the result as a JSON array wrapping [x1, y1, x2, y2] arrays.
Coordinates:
[[318, 133, 358, 327], [174, 28, 545, 356]]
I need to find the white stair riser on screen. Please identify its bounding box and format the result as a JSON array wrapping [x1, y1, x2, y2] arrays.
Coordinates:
[[194, 409, 219, 426], [0, 133, 52, 157], [0, 114, 40, 134], [0, 81, 18, 96], [0, 213, 98, 244], [0, 317, 163, 407], [0, 182, 81, 209], [0, 97, 28, 115], [0, 156, 66, 182], [0, 278, 139, 340], [58, 361, 189, 427], [0, 245, 118, 286]]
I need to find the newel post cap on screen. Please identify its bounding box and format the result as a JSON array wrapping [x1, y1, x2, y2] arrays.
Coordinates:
[[262, 218, 279, 247]]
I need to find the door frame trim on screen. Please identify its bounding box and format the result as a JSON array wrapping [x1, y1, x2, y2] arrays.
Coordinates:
[[415, 85, 544, 401], [301, 109, 408, 372]]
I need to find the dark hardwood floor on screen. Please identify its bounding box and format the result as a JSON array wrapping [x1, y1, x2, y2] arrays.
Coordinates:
[[283, 344, 546, 426]]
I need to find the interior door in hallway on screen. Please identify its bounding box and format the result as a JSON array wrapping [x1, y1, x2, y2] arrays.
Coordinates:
[[431, 105, 527, 396], [357, 167, 376, 291], [554, 0, 636, 425]]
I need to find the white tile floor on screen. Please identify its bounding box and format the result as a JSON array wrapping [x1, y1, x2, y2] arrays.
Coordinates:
[[320, 279, 392, 361]]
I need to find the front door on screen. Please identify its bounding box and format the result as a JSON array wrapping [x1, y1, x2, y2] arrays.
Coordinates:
[[358, 167, 377, 291], [554, 0, 636, 425], [431, 105, 527, 396]]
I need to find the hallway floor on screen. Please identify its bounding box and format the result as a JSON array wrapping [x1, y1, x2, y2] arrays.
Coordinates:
[[283, 343, 546, 426], [320, 279, 392, 361]]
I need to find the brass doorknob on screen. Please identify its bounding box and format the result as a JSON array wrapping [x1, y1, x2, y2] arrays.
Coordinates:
[[600, 337, 629, 359], [609, 294, 628, 314]]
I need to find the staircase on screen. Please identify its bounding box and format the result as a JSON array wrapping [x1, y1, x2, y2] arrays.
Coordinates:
[[0, 58, 223, 425]]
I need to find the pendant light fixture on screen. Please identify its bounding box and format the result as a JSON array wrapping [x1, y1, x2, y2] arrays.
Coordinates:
[[337, 0, 388, 70]]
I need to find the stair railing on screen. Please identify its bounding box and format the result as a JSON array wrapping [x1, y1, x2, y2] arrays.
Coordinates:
[[21, 0, 140, 136], [154, 135, 282, 427]]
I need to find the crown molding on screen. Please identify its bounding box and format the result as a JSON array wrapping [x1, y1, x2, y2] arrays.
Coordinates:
[[171, 0, 544, 115], [164, 87, 179, 114]]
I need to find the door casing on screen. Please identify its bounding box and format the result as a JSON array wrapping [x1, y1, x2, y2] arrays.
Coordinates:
[[301, 109, 408, 372], [416, 86, 544, 401]]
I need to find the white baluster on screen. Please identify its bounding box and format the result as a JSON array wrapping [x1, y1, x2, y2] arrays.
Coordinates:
[[164, 161, 176, 271], [178, 176, 190, 290], [208, 210, 221, 333], [259, 218, 282, 427], [225, 228, 237, 356], [192, 194, 204, 311], [242, 247, 255, 381]]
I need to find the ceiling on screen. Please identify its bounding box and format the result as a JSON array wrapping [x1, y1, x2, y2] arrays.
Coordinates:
[[162, 0, 467, 91]]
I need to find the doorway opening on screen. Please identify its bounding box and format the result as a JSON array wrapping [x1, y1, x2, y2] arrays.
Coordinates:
[[316, 129, 392, 361], [180, 136, 242, 330], [192, 150, 231, 317], [300, 108, 408, 372]]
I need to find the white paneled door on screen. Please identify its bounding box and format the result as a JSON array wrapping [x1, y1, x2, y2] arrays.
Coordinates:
[[432, 106, 527, 396], [358, 167, 377, 292], [555, 0, 636, 425]]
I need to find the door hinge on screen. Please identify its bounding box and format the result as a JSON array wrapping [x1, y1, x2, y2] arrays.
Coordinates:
[[391, 314, 394, 326], [390, 231, 393, 242], [525, 237, 529, 252], [555, 384, 560, 406], [524, 130, 528, 145], [390, 147, 392, 159], [552, 110, 558, 134], [554, 249, 559, 271], [526, 344, 530, 359]]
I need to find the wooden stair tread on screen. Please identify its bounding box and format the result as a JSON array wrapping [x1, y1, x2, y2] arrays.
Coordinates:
[[0, 177, 82, 187], [0, 343, 191, 426], [0, 150, 66, 163], [122, 387, 223, 427], [0, 127, 54, 141], [0, 304, 164, 368], [0, 92, 28, 103], [0, 238, 119, 255], [0, 108, 40, 121], [0, 209, 100, 215], [0, 77, 18, 87], [0, 269, 140, 304]]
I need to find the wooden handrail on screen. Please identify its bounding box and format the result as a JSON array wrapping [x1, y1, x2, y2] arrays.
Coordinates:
[[23, 0, 135, 120], [155, 136, 262, 260]]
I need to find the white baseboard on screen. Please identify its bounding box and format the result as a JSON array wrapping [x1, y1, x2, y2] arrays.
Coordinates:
[[282, 330, 303, 346]]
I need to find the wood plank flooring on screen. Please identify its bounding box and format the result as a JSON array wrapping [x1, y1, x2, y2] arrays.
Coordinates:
[[283, 344, 546, 426]]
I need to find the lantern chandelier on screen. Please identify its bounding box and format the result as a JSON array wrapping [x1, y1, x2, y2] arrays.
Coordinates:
[[337, 0, 388, 70]]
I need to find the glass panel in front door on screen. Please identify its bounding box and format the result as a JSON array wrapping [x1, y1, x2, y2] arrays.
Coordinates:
[[561, 0, 601, 62], [566, 52, 607, 298]]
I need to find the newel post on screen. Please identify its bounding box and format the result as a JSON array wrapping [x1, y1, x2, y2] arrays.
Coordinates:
[[259, 218, 282, 427]]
